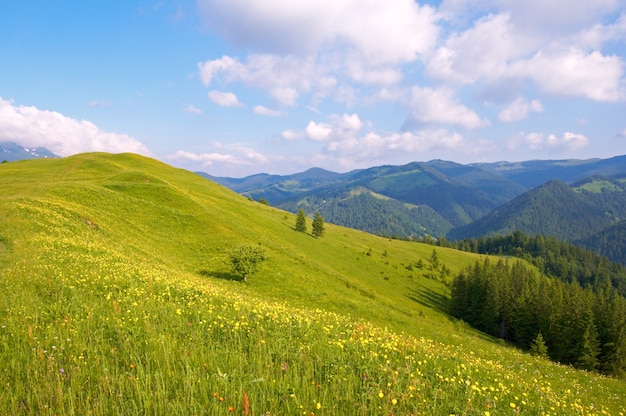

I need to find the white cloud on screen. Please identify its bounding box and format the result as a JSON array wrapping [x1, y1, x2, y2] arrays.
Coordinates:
[[322, 128, 467, 166], [199, 54, 324, 107], [509, 131, 590, 152], [197, 0, 439, 64], [499, 98, 543, 122], [519, 48, 625, 102], [427, 13, 529, 85], [345, 58, 403, 86], [281, 129, 300, 140], [198, 55, 239, 85], [283, 114, 478, 168], [167, 142, 269, 168], [0, 97, 151, 157], [305, 121, 333, 141], [574, 12, 626, 50], [493, 0, 621, 36], [405, 86, 489, 129], [333, 113, 363, 132], [195, 0, 442, 110], [168, 149, 239, 165], [269, 87, 299, 107], [253, 105, 282, 117], [288, 113, 363, 142], [332, 0, 439, 64], [426, 8, 626, 102], [208, 90, 243, 107], [184, 104, 203, 115]]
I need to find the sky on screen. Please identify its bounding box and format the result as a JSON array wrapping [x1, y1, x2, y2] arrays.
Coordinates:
[[1, 1, 625, 177]]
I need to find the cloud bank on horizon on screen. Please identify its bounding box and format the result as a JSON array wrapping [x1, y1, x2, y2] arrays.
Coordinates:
[[1, 0, 625, 176]]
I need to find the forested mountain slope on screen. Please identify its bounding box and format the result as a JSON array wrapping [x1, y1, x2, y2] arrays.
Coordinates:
[[447, 178, 626, 242]]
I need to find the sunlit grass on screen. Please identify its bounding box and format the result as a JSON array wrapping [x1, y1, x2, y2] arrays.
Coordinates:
[[1, 153, 625, 414]]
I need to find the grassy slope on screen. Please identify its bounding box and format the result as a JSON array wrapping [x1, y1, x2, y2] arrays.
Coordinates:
[[1, 153, 624, 415]]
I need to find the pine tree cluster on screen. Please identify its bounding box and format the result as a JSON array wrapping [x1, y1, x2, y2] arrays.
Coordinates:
[[451, 258, 626, 377]]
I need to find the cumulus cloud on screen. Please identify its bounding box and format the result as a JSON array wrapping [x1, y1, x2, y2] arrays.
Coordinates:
[[0, 97, 151, 157], [427, 13, 530, 85], [499, 98, 543, 122], [427, 8, 626, 102], [404, 86, 489, 129], [519, 48, 625, 102], [332, 113, 363, 132], [305, 121, 334, 142], [208, 90, 243, 107], [195, 0, 442, 109], [197, 0, 439, 64]]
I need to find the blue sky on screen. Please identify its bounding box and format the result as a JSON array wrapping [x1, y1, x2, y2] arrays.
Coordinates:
[[1, 0, 625, 176]]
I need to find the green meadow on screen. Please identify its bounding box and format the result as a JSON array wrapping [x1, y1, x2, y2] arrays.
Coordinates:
[[1, 153, 625, 415]]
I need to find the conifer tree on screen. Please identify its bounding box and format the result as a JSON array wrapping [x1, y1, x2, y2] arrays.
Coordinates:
[[295, 209, 307, 233], [530, 332, 549, 358], [577, 323, 601, 371], [312, 212, 325, 238]]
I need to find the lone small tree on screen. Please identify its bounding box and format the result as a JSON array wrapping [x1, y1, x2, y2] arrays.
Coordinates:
[[295, 209, 307, 233], [530, 332, 549, 358], [311, 212, 325, 238], [229, 244, 266, 281]]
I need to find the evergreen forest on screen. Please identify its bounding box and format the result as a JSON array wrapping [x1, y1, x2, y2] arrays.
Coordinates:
[[451, 231, 626, 296], [451, 258, 626, 377]]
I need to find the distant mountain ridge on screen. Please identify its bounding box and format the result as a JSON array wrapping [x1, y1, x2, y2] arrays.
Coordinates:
[[447, 178, 624, 241], [0, 141, 58, 161], [202, 155, 626, 263], [471, 155, 626, 188], [200, 160, 527, 237]]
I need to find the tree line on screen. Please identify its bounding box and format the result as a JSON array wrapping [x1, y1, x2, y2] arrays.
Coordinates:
[[437, 231, 626, 297], [451, 257, 626, 377]]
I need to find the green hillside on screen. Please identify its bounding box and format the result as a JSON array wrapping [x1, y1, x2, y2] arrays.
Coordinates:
[[1, 153, 624, 415]]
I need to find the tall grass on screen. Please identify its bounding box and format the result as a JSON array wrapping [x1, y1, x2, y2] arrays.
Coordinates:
[[1, 153, 625, 414]]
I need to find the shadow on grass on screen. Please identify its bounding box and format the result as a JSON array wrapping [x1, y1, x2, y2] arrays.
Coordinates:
[[281, 222, 320, 238], [406, 288, 450, 315], [198, 270, 245, 282]]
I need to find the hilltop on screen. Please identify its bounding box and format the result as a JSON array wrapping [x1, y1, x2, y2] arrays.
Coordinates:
[[1, 153, 624, 414]]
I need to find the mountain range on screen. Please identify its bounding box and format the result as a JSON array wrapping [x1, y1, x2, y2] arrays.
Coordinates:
[[202, 155, 626, 264], [0, 141, 59, 161]]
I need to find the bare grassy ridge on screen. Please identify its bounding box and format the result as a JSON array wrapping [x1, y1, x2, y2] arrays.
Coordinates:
[[0, 153, 624, 415]]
